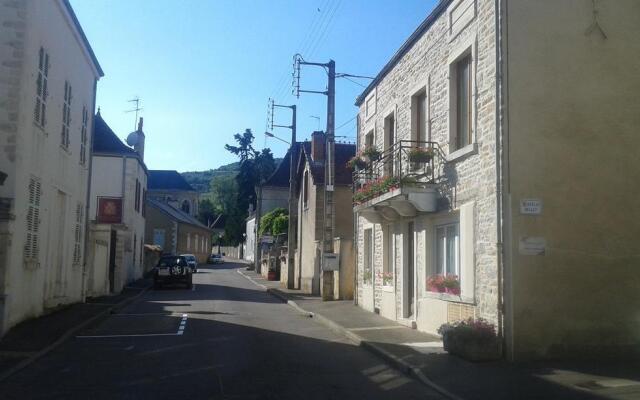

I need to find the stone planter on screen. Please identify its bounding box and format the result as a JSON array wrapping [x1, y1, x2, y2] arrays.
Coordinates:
[[442, 331, 500, 362]]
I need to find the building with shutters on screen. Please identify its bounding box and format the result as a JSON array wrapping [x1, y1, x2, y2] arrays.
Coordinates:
[[353, 0, 640, 360], [0, 0, 103, 335], [85, 112, 148, 297]]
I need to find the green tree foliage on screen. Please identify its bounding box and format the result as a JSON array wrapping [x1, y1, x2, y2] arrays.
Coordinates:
[[197, 198, 217, 226], [259, 208, 288, 236], [222, 129, 276, 244]]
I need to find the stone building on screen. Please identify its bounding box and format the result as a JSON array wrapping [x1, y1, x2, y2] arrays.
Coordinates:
[[0, 0, 103, 334], [147, 170, 199, 217], [85, 112, 147, 297], [145, 199, 212, 263], [293, 133, 355, 298], [354, 0, 640, 360]]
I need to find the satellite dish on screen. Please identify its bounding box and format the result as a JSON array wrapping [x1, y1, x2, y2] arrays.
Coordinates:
[[126, 131, 139, 146]]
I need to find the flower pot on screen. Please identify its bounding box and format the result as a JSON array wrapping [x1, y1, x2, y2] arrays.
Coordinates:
[[442, 331, 500, 362]]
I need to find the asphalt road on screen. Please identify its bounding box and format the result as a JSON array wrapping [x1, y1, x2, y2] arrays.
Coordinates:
[[0, 262, 444, 400]]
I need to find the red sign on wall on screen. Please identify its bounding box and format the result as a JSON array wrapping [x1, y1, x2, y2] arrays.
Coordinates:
[[97, 197, 122, 224]]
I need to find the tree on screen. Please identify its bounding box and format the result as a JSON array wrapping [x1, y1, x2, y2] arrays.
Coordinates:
[[259, 208, 288, 236], [197, 198, 217, 226], [222, 129, 276, 245]]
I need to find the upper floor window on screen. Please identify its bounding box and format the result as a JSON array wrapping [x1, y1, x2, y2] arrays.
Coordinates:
[[411, 89, 427, 144], [365, 130, 374, 149], [135, 179, 141, 212], [303, 171, 309, 209], [80, 106, 88, 164], [453, 54, 472, 151], [34, 47, 49, 127], [61, 81, 72, 149], [25, 177, 42, 261], [181, 200, 190, 214], [73, 203, 84, 265], [383, 113, 395, 176]]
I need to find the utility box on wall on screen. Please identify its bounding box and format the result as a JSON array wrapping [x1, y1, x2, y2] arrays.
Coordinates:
[[322, 252, 339, 271]]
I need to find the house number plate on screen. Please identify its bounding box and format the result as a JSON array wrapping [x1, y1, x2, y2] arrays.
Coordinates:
[[520, 199, 542, 215]]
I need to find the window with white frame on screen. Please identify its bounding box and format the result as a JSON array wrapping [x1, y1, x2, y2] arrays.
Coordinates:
[[80, 106, 88, 164], [34, 47, 49, 127], [435, 223, 459, 276], [72, 203, 83, 265], [363, 228, 373, 284], [24, 177, 42, 261], [61, 81, 71, 149], [382, 225, 394, 286]]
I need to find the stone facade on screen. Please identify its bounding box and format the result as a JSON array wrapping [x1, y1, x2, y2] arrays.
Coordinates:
[[0, 0, 102, 334], [355, 0, 498, 333]]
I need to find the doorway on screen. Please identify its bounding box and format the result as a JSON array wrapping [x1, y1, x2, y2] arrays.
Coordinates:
[[404, 222, 415, 319], [109, 230, 117, 293]]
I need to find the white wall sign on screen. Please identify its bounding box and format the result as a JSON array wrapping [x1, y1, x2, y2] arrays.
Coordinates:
[[520, 199, 542, 215], [519, 237, 546, 256]]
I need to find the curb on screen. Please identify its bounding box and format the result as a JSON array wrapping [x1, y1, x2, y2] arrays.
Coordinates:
[[236, 268, 462, 400], [0, 284, 151, 383]]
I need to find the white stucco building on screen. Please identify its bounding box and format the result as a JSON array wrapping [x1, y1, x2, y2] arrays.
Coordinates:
[[0, 0, 103, 334], [86, 113, 147, 296]]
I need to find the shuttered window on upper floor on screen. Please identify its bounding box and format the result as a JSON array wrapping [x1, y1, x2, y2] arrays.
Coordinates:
[[25, 177, 42, 261], [34, 47, 49, 127]]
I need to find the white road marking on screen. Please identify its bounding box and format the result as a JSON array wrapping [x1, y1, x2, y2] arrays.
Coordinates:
[[177, 313, 188, 335], [76, 333, 179, 338], [349, 326, 405, 332], [192, 284, 196, 291]]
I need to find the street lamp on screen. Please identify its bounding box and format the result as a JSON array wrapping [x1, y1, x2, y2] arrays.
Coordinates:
[[264, 131, 290, 145], [217, 233, 223, 255]]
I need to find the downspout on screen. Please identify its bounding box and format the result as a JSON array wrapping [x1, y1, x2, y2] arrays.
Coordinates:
[[495, 0, 510, 359], [81, 78, 98, 302]]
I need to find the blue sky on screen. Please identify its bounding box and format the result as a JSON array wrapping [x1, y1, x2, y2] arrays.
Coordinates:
[[71, 0, 438, 172]]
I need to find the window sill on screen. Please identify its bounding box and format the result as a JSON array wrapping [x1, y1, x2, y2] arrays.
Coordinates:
[[60, 145, 71, 155], [23, 259, 40, 270], [33, 122, 47, 135], [381, 285, 394, 293], [446, 142, 477, 163], [423, 290, 474, 305]]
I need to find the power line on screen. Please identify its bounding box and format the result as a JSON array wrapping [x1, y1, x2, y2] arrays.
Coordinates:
[[335, 115, 356, 131]]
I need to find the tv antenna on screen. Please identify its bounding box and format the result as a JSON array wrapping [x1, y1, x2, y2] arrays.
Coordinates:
[[125, 97, 143, 130]]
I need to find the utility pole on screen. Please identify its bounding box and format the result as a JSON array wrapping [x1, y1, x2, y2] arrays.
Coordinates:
[[268, 99, 297, 289], [293, 54, 336, 299]]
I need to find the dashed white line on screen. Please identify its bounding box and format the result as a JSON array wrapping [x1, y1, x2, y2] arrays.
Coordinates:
[[177, 313, 188, 335]]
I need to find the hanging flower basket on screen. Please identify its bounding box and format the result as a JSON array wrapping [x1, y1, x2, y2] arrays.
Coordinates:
[[346, 155, 367, 170], [408, 147, 434, 163], [362, 146, 382, 162]]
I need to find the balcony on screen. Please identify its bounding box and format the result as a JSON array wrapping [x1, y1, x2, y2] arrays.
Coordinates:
[[352, 140, 444, 223]]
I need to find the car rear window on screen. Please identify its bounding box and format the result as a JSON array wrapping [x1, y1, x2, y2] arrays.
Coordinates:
[[158, 257, 187, 267]]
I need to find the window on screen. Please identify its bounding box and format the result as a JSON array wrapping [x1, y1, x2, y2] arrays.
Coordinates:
[[134, 179, 140, 212], [153, 229, 165, 249], [363, 228, 373, 284], [382, 225, 394, 286], [61, 81, 71, 149], [187, 233, 191, 250], [411, 89, 427, 144], [34, 47, 49, 127], [140, 236, 144, 266], [195, 234, 199, 252], [72, 203, 84, 265], [133, 234, 137, 266], [181, 200, 190, 214], [303, 171, 309, 209], [24, 177, 42, 260], [141, 189, 146, 217], [365, 130, 374, 148], [383, 113, 395, 177], [436, 223, 459, 276], [80, 106, 88, 164], [454, 54, 472, 150]]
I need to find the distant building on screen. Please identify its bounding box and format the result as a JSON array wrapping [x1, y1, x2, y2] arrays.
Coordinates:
[[85, 112, 147, 296], [0, 0, 103, 334], [291, 133, 355, 298], [145, 199, 212, 263], [147, 170, 199, 217]]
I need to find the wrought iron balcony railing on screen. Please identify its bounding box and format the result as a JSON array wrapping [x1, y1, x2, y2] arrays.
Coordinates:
[[352, 140, 445, 204]]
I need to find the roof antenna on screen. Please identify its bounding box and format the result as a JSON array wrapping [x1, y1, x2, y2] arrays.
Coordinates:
[[585, 0, 607, 39], [125, 97, 143, 130]]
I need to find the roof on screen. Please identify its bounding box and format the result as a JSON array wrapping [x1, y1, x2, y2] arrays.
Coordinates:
[[262, 143, 301, 188], [147, 198, 211, 231], [92, 113, 137, 156], [297, 141, 355, 186], [148, 170, 196, 192], [62, 0, 104, 77], [355, 0, 452, 106]]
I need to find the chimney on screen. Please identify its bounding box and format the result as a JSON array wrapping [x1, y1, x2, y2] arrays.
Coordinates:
[[134, 117, 145, 161], [311, 131, 325, 162]]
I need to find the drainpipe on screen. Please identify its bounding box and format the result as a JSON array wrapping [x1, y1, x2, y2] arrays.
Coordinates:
[[81, 78, 98, 302]]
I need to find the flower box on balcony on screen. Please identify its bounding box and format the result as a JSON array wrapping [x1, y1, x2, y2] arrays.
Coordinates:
[[408, 147, 434, 163], [362, 146, 381, 162], [346, 155, 367, 170], [378, 271, 393, 286], [438, 318, 500, 361]]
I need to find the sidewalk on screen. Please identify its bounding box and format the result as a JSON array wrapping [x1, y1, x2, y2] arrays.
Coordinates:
[[0, 279, 151, 381], [239, 268, 640, 400]]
